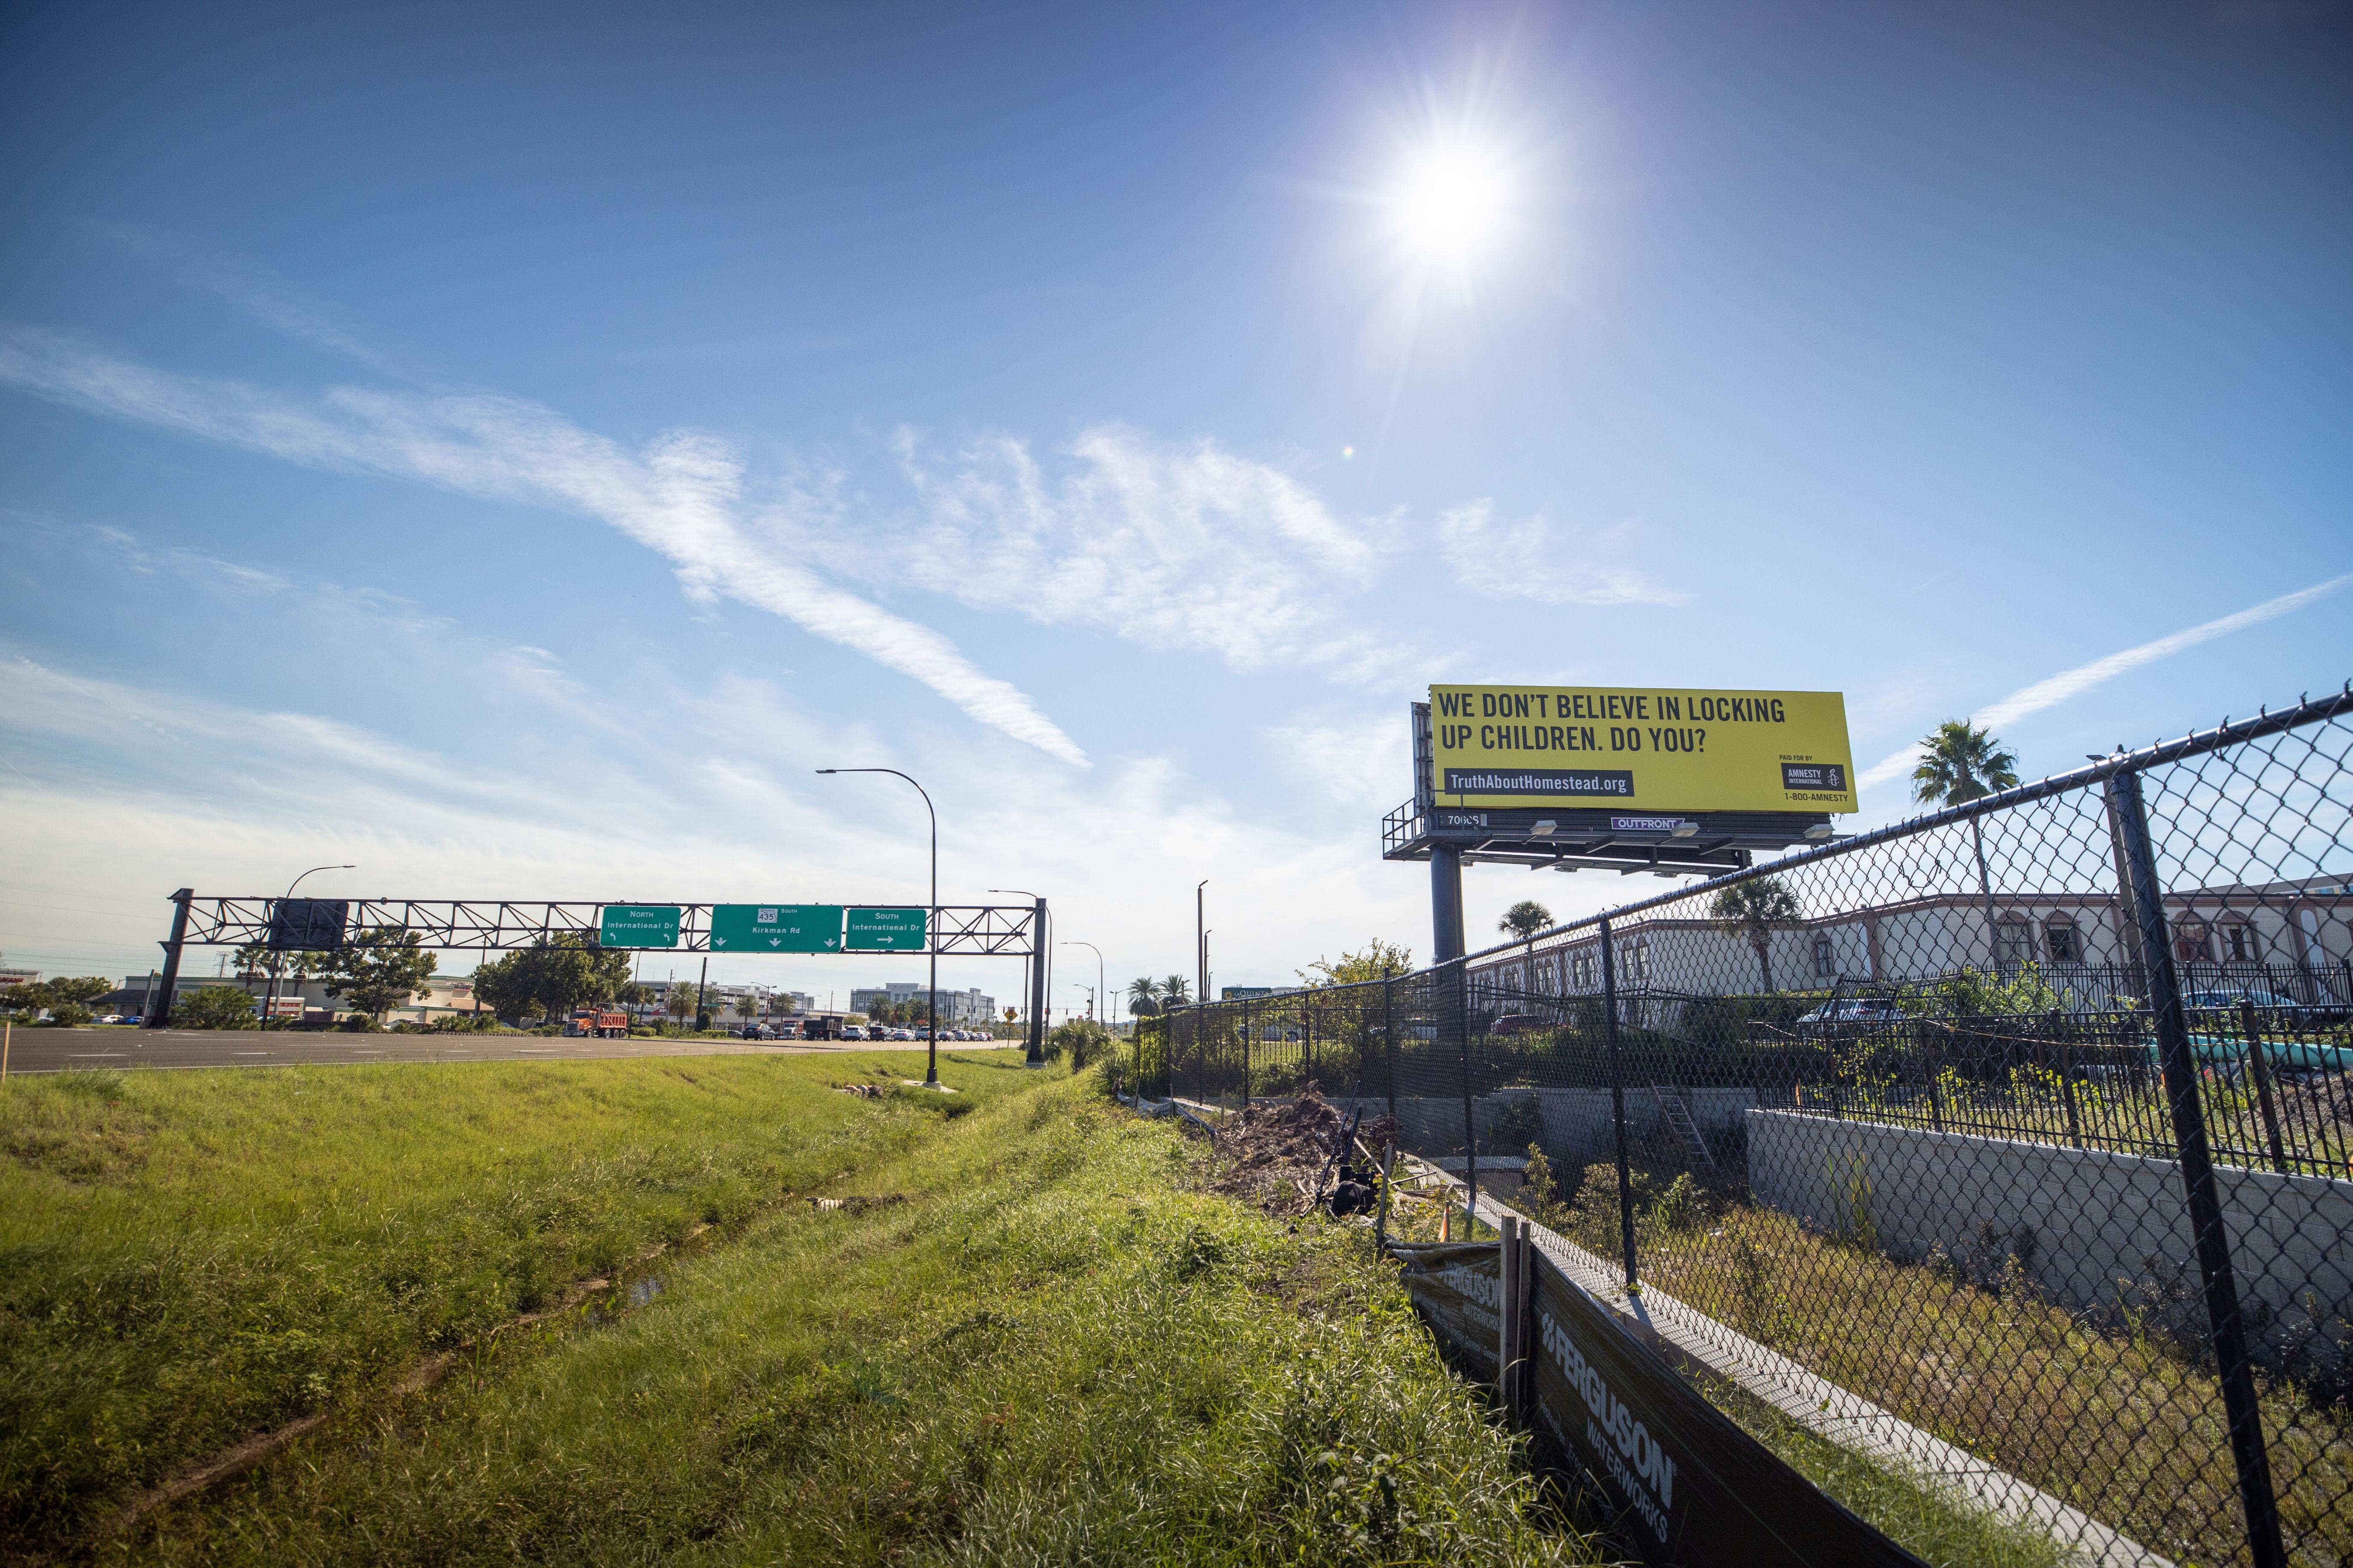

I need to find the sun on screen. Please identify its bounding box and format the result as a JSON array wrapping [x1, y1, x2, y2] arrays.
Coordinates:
[[1388, 138, 1512, 268]]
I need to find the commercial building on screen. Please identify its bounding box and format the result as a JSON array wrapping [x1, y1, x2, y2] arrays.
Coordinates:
[[849, 982, 995, 1022], [1468, 873, 2353, 1003]]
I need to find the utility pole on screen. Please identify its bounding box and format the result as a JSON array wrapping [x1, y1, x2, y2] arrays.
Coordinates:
[[694, 953, 710, 1032]]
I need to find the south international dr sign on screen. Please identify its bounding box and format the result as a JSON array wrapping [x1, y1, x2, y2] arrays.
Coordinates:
[[1428, 684, 1858, 815]]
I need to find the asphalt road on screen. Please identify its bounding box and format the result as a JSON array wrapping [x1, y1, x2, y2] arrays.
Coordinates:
[[0, 1027, 1022, 1074]]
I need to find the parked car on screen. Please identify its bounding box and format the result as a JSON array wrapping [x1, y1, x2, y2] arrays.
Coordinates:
[[1795, 997, 1905, 1026], [2182, 986, 2347, 1029], [840, 1025, 866, 1040], [1491, 1013, 1546, 1036]]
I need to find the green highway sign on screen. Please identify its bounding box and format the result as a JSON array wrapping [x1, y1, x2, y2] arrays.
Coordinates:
[[844, 906, 928, 951], [598, 905, 681, 949], [711, 904, 843, 953]]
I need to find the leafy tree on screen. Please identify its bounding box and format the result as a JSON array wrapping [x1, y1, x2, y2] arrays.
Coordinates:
[[5, 977, 115, 1020], [1911, 720, 2019, 807], [1921, 961, 2071, 1017], [172, 985, 261, 1030], [323, 929, 438, 1021], [1126, 976, 1162, 1017], [1709, 877, 1803, 993], [1298, 939, 1414, 988], [1498, 902, 1553, 945], [472, 935, 634, 1024]]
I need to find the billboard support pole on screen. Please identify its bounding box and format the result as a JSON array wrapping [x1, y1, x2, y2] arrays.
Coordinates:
[[1431, 845, 1465, 964]]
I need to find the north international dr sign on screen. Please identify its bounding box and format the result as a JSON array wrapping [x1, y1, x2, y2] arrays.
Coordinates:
[[1428, 684, 1858, 815]]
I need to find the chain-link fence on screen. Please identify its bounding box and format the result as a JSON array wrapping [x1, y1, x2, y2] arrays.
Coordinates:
[[1131, 686, 2353, 1566]]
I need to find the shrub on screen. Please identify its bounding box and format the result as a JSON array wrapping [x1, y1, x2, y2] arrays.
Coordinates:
[[1049, 1018, 1111, 1069], [170, 987, 260, 1030]]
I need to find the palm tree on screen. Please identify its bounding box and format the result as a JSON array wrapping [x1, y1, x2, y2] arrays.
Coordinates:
[[1160, 974, 1193, 1007], [1710, 877, 1803, 993], [1913, 719, 2021, 972], [1911, 720, 2018, 807], [1499, 900, 1553, 945], [1126, 976, 1162, 1017]]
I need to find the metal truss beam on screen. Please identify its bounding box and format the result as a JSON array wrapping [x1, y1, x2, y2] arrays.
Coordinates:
[[169, 899, 1041, 957]]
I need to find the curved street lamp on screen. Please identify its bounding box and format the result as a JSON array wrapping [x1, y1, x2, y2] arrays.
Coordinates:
[[818, 768, 940, 1087], [264, 863, 353, 1029], [1061, 938, 1104, 1035]]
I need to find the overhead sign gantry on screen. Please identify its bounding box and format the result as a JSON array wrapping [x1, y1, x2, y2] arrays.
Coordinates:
[[143, 893, 1051, 1059]]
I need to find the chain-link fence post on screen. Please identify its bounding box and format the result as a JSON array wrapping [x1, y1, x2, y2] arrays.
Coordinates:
[[1449, 958, 1476, 1229], [1600, 914, 1637, 1289], [2109, 766, 2286, 1568], [1383, 969, 1397, 1119]]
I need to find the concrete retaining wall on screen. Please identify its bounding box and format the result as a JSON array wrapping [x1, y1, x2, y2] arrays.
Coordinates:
[[1367, 1088, 1758, 1168], [1746, 1108, 2353, 1361]]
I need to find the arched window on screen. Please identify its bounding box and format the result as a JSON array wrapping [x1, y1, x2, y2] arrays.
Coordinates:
[[2044, 920, 2080, 964], [2174, 919, 2212, 965]]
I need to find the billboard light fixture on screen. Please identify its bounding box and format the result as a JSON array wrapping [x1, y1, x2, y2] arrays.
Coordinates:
[[1532, 820, 1556, 836], [1669, 822, 1698, 838], [1804, 824, 1835, 841]]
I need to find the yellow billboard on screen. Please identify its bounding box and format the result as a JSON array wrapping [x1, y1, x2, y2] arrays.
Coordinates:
[[1427, 684, 1858, 814]]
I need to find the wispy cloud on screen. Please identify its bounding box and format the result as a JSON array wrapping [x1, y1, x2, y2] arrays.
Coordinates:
[[0, 328, 1088, 765], [765, 424, 1406, 680], [1436, 501, 1681, 606], [86, 222, 388, 368], [1857, 571, 2353, 789]]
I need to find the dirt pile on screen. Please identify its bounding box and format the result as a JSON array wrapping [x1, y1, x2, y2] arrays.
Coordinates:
[[1202, 1094, 1397, 1216]]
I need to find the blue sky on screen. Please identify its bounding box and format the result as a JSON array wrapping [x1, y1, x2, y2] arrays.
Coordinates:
[[2, 1, 2348, 1010]]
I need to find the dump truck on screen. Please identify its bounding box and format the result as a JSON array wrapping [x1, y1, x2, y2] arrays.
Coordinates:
[[564, 1008, 631, 1038]]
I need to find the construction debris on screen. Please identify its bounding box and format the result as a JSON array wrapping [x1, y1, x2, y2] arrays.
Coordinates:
[[1197, 1094, 1397, 1219], [810, 1194, 906, 1212]]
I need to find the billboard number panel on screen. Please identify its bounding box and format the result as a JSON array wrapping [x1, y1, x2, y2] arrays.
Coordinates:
[[597, 905, 682, 950], [844, 907, 928, 951], [711, 904, 843, 953], [1428, 684, 1857, 814]]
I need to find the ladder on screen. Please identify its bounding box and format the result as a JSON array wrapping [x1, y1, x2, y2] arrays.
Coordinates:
[[1648, 1083, 1716, 1171]]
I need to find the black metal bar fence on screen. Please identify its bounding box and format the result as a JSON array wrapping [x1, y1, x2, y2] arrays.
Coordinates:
[[1136, 683, 2353, 1566]]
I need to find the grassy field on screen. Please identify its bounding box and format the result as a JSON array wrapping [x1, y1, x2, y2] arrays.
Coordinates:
[[6, 1056, 1595, 1566], [0, 1049, 1035, 1551]]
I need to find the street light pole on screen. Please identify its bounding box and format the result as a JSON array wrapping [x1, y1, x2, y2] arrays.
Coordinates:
[[1196, 881, 1207, 1009], [820, 768, 941, 1087], [267, 863, 353, 1030], [1061, 939, 1104, 1038]]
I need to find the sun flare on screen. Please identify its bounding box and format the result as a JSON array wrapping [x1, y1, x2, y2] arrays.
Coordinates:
[[1389, 139, 1512, 266]]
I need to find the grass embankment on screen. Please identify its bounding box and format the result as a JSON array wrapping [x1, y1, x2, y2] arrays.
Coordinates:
[[0, 1050, 1031, 1550], [9, 1058, 1590, 1566]]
